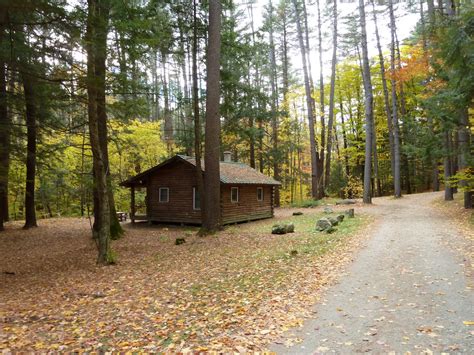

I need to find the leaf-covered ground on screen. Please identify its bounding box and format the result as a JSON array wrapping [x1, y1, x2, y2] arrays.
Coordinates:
[[0, 206, 370, 352]]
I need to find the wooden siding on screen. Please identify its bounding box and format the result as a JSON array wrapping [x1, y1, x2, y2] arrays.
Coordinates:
[[147, 161, 202, 224], [221, 185, 274, 224], [145, 160, 275, 225]]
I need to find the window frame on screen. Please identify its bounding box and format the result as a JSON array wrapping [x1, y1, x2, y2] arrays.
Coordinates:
[[231, 187, 239, 203], [257, 187, 264, 201], [159, 187, 169, 203], [193, 187, 201, 211]]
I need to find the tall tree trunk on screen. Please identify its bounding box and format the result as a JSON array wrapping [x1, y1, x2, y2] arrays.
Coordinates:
[[193, 0, 205, 222], [268, 0, 280, 206], [457, 108, 472, 208], [338, 83, 350, 178], [87, 0, 112, 264], [21, 72, 38, 229], [371, 0, 395, 178], [316, 0, 325, 198], [0, 51, 9, 229], [324, 0, 338, 191], [202, 0, 222, 232], [443, 130, 454, 200], [292, 0, 319, 200], [389, 0, 402, 198], [94, 7, 122, 240], [162, 52, 173, 150], [426, 0, 435, 22], [179, 24, 193, 155], [395, 30, 411, 195], [373, 119, 382, 196], [358, 0, 373, 204]]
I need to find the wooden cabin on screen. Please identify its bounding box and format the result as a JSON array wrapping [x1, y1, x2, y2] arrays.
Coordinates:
[[120, 153, 281, 225]]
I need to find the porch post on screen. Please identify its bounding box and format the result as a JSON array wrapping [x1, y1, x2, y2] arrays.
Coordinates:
[[131, 185, 136, 224]]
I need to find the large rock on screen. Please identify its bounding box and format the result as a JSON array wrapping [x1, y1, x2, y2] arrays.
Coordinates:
[[336, 199, 356, 205], [285, 222, 295, 233], [345, 208, 355, 218], [316, 218, 332, 231], [272, 224, 287, 234], [323, 207, 334, 214], [326, 226, 337, 234], [272, 222, 295, 234], [328, 217, 339, 226], [337, 214, 345, 223]]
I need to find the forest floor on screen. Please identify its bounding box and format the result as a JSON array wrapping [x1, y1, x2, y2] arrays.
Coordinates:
[[1, 192, 472, 352], [1, 200, 370, 352], [270, 191, 473, 353]]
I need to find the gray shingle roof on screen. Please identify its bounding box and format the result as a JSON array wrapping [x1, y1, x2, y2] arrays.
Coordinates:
[[180, 155, 281, 185], [121, 155, 281, 187]]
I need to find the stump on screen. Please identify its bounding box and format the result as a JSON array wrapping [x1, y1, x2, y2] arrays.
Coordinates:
[[345, 208, 355, 218]]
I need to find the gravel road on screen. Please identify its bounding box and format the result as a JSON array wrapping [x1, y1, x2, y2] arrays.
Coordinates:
[[271, 192, 473, 354]]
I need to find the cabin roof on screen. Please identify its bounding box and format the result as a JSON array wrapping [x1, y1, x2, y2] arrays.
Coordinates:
[[120, 154, 281, 187]]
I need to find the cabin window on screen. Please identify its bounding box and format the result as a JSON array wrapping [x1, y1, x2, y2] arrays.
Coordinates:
[[193, 187, 201, 210], [231, 187, 239, 203], [257, 187, 264, 201], [159, 187, 169, 203]]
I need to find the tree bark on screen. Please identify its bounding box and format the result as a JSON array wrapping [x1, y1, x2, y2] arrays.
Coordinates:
[[162, 52, 173, 150], [86, 0, 112, 264], [192, 0, 205, 222], [443, 130, 454, 201], [268, 0, 280, 206], [358, 0, 374, 204], [202, 0, 222, 232], [316, 0, 325, 198], [0, 45, 10, 229], [293, 0, 319, 200], [21, 71, 38, 229], [457, 107, 472, 208], [324, 0, 338, 191], [371, 0, 395, 178], [389, 0, 402, 198], [94, 5, 122, 240]]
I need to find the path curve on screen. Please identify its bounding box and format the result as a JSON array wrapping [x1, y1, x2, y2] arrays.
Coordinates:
[[271, 192, 473, 353]]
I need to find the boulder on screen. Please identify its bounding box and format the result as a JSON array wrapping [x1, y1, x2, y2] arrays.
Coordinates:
[[175, 238, 186, 245], [272, 224, 287, 234], [325, 226, 337, 234], [345, 208, 355, 218], [316, 218, 332, 231], [293, 211, 303, 216], [285, 222, 295, 233], [336, 199, 356, 205], [323, 207, 334, 214], [328, 217, 339, 226], [337, 214, 345, 223]]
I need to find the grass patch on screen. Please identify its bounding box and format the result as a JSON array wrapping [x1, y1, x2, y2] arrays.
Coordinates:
[[202, 212, 368, 293], [290, 199, 322, 208]]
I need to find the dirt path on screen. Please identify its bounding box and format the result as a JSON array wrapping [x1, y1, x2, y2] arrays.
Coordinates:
[[271, 192, 473, 353]]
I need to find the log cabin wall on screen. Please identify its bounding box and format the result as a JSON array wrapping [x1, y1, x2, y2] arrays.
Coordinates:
[[147, 161, 202, 223], [144, 159, 276, 225], [221, 185, 274, 224]]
